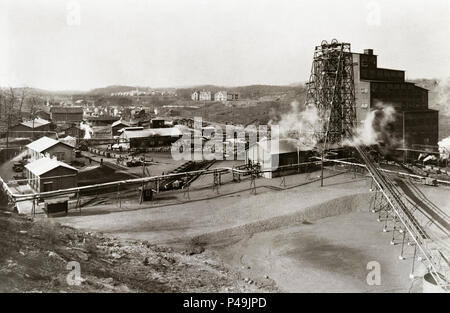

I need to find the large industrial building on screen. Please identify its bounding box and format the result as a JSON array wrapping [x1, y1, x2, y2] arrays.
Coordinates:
[[50, 106, 84, 124], [352, 49, 438, 147]]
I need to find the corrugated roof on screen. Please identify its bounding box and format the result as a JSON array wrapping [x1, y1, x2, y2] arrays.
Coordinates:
[[26, 136, 72, 153], [20, 118, 51, 128], [25, 157, 78, 176], [120, 128, 182, 139], [50, 106, 83, 114]]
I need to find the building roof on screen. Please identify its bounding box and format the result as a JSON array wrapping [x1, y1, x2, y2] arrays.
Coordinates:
[[50, 106, 83, 114], [112, 120, 130, 127], [25, 157, 78, 176], [20, 118, 51, 128], [60, 136, 76, 147], [120, 127, 182, 139], [26, 136, 72, 153], [87, 115, 120, 122]]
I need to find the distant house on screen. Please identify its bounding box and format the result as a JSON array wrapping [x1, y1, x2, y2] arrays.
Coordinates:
[[227, 92, 239, 101], [119, 128, 182, 150], [111, 120, 130, 137], [58, 124, 83, 139], [9, 118, 52, 139], [26, 136, 75, 163], [214, 91, 227, 102], [50, 106, 84, 123], [199, 91, 212, 101], [191, 91, 200, 101], [25, 157, 78, 192]]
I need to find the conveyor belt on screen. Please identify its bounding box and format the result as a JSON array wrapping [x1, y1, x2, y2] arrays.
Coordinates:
[[355, 145, 449, 289]]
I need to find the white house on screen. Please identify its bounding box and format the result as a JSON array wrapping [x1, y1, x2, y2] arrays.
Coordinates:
[[214, 91, 227, 102]]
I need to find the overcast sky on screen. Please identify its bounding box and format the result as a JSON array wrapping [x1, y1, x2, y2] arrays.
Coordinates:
[[1, 0, 449, 91]]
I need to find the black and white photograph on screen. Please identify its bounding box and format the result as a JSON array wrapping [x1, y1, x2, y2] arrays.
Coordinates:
[[0, 0, 449, 300]]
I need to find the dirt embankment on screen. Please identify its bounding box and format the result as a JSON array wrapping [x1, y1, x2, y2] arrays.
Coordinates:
[[0, 210, 271, 293], [189, 193, 373, 247]]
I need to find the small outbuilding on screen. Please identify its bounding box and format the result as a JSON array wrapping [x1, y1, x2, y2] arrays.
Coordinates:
[[25, 157, 78, 192]]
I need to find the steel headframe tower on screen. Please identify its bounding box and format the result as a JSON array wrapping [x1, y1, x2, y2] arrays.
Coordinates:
[[305, 39, 356, 186], [305, 39, 356, 146]]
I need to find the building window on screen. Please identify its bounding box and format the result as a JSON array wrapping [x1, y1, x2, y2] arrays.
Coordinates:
[[54, 152, 65, 161]]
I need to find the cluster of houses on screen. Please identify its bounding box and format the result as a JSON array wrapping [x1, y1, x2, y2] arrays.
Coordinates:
[[7, 102, 185, 149], [110, 89, 176, 97], [191, 90, 239, 102], [8, 106, 85, 141]]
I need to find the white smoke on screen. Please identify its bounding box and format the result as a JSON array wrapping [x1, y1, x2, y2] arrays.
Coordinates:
[[438, 136, 450, 159], [80, 121, 93, 139], [154, 107, 159, 115], [269, 101, 322, 149], [344, 104, 398, 147]]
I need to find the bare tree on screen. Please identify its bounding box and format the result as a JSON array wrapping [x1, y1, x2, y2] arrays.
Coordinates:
[[30, 97, 38, 141], [6, 88, 16, 148], [18, 88, 27, 119]]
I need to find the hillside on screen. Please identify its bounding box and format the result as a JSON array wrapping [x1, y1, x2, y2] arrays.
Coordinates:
[[0, 210, 267, 292], [176, 84, 306, 101]]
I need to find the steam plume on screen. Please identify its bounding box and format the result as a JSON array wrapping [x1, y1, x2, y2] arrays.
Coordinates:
[[269, 101, 322, 149], [80, 121, 93, 139], [344, 103, 400, 149], [438, 136, 450, 160]]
